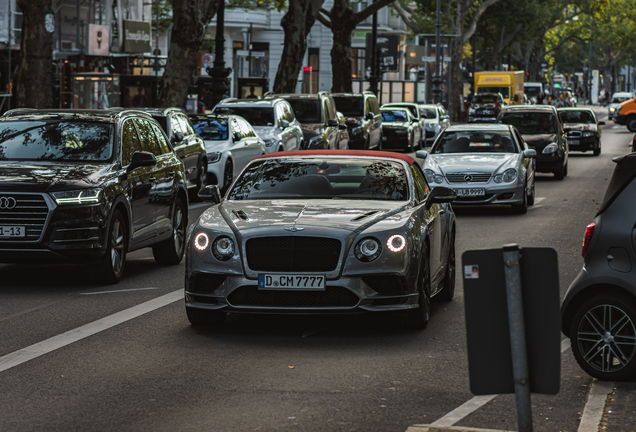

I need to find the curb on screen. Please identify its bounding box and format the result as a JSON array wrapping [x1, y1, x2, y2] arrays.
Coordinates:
[[406, 426, 515, 432]]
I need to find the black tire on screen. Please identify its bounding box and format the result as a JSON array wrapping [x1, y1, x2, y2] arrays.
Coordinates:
[[95, 210, 127, 284], [627, 116, 636, 132], [554, 160, 565, 180], [437, 233, 455, 301], [511, 182, 528, 214], [527, 176, 535, 206], [221, 159, 233, 194], [564, 159, 568, 176], [190, 161, 207, 201], [186, 306, 227, 326], [405, 244, 431, 329], [570, 293, 636, 381], [594, 143, 601, 156], [364, 137, 370, 150], [152, 198, 187, 265]]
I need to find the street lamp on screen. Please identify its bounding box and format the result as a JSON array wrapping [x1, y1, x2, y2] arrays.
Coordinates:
[[207, 1, 232, 109], [431, 0, 443, 104]]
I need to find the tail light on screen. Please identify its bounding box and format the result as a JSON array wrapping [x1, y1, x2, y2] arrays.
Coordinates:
[[582, 222, 596, 258]]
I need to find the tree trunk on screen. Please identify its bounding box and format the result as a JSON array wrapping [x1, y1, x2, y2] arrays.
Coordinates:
[[157, 0, 220, 108], [15, 0, 54, 108], [273, 0, 325, 93], [329, 0, 357, 93]]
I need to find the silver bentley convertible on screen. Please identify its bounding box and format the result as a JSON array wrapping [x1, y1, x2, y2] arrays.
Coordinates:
[[418, 124, 536, 214], [185, 150, 457, 329]]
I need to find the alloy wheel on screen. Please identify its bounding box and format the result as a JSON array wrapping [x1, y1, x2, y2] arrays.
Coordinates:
[[110, 219, 125, 274], [173, 206, 185, 256]]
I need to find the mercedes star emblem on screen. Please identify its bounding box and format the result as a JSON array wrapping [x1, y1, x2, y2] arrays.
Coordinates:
[[464, 174, 473, 182]]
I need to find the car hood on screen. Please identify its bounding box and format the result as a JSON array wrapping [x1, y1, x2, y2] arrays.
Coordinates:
[[424, 153, 518, 174], [521, 133, 558, 152], [471, 103, 496, 109], [344, 116, 363, 125], [0, 161, 110, 192], [563, 123, 597, 132], [252, 126, 279, 141], [301, 123, 323, 138], [203, 139, 232, 153], [201, 199, 408, 234], [383, 121, 410, 127]]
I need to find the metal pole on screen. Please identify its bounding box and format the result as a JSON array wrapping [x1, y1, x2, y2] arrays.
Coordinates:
[[368, 2, 378, 96], [248, 23, 252, 77], [155, 0, 159, 77], [207, 1, 232, 108], [502, 244, 533, 432], [432, 0, 443, 104], [588, 26, 593, 104]]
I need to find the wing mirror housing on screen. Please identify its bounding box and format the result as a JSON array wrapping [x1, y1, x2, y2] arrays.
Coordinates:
[[280, 119, 290, 129], [598, 121, 606, 126], [522, 149, 537, 158], [127, 151, 157, 171], [172, 131, 184, 143], [415, 150, 429, 160], [327, 119, 339, 127], [198, 185, 222, 204], [426, 186, 457, 209], [365, 112, 374, 120], [338, 124, 348, 130]]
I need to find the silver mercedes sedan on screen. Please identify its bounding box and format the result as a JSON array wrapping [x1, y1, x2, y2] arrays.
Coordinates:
[[418, 124, 536, 214], [185, 150, 457, 329]]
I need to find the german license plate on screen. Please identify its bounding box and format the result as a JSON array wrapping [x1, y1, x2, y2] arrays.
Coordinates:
[[0, 226, 25, 238], [569, 139, 580, 145], [456, 188, 485, 197], [258, 274, 325, 290]]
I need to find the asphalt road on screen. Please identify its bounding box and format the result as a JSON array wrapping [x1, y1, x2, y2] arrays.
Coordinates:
[[1, 110, 632, 432]]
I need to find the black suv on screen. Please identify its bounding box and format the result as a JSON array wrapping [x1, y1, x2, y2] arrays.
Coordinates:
[[131, 108, 208, 198], [266, 92, 348, 149], [332, 91, 382, 150], [0, 109, 189, 283], [498, 105, 569, 179]]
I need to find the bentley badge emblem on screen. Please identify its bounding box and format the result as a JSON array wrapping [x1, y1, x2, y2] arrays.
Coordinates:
[[284, 226, 305, 232]]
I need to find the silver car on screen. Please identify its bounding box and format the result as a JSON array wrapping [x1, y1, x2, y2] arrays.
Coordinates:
[[418, 103, 450, 145], [185, 150, 457, 329], [561, 152, 636, 381], [418, 124, 536, 214]]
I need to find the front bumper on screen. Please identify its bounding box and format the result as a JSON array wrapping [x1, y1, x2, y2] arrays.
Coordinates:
[[615, 114, 628, 125], [467, 116, 497, 123], [567, 136, 596, 152], [442, 181, 526, 205], [535, 153, 563, 172], [185, 272, 419, 315]]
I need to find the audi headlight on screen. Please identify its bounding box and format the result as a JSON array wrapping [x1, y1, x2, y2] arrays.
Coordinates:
[[502, 168, 517, 183], [423, 169, 444, 184], [355, 238, 381, 262], [51, 188, 102, 205], [207, 152, 222, 163], [542, 143, 558, 154], [194, 232, 209, 251], [212, 236, 235, 261], [263, 138, 278, 147], [583, 132, 595, 137], [386, 234, 406, 253]]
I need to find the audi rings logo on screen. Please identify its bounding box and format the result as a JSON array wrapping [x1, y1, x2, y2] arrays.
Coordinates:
[[464, 174, 474, 182], [0, 197, 17, 209]]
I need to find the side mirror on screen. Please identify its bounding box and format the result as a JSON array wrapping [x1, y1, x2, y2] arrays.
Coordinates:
[[233, 133, 241, 142], [514, 94, 520, 102], [198, 185, 222, 204], [281, 119, 290, 129], [127, 151, 156, 171], [415, 150, 429, 160], [327, 119, 339, 127], [522, 149, 537, 158], [338, 124, 347, 130], [365, 112, 374, 120], [598, 121, 606, 126], [173, 131, 184, 143], [426, 186, 457, 209]]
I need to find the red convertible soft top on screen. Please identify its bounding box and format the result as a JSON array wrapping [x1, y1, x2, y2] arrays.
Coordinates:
[[255, 150, 417, 165]]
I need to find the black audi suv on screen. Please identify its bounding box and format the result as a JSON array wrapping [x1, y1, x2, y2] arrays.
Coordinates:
[[0, 109, 189, 283]]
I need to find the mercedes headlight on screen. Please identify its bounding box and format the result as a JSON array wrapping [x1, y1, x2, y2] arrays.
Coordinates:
[[307, 135, 323, 149], [542, 143, 558, 154], [212, 236, 235, 261], [207, 151, 222, 163], [424, 169, 444, 184], [355, 237, 381, 262], [350, 126, 363, 136], [51, 188, 102, 205], [583, 132, 595, 137], [502, 168, 517, 182]]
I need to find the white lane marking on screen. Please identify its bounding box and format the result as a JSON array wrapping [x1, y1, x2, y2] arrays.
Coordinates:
[[534, 197, 546, 204], [0, 300, 64, 323], [427, 338, 573, 428], [80, 287, 160, 295], [528, 205, 544, 210], [190, 202, 211, 210], [578, 380, 614, 432], [0, 289, 182, 374]]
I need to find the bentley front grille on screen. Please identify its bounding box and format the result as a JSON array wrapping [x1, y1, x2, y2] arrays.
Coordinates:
[[227, 286, 359, 308], [446, 173, 492, 183], [246, 236, 341, 272], [0, 193, 50, 242]]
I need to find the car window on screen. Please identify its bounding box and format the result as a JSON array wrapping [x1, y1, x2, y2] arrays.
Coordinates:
[[231, 118, 242, 141], [150, 122, 172, 154], [238, 118, 254, 138], [500, 112, 557, 134], [121, 119, 142, 166], [275, 105, 285, 128], [432, 131, 518, 154], [134, 118, 163, 156], [558, 110, 596, 124], [370, 97, 379, 114], [419, 108, 437, 119], [410, 164, 429, 201], [177, 115, 193, 136], [332, 96, 364, 117], [214, 106, 275, 126], [286, 99, 321, 124], [170, 115, 184, 137], [283, 102, 295, 121], [389, 104, 418, 118], [191, 118, 229, 140], [381, 109, 410, 122], [513, 129, 526, 150]]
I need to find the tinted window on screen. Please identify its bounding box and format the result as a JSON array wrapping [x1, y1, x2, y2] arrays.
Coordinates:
[[213, 106, 275, 126], [283, 102, 295, 121], [228, 159, 408, 201], [419, 108, 437, 119], [0, 120, 113, 162], [238, 118, 254, 138], [134, 118, 163, 156], [150, 122, 172, 154], [381, 110, 409, 122], [432, 131, 518, 154], [612, 96, 632, 104], [333, 96, 364, 117], [121, 120, 142, 166], [286, 99, 321, 123], [232, 118, 242, 140], [369, 97, 379, 114], [500, 112, 557, 134], [177, 115, 194, 136], [473, 94, 499, 104], [410, 164, 429, 201], [559, 110, 596, 124], [191, 118, 228, 140], [525, 87, 541, 98], [169, 115, 183, 137], [387, 104, 418, 118], [478, 87, 509, 98]]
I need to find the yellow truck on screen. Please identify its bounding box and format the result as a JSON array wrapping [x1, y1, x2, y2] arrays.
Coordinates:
[[474, 71, 525, 105]]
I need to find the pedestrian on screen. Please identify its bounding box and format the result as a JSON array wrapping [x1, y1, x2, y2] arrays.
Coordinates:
[[197, 95, 206, 113]]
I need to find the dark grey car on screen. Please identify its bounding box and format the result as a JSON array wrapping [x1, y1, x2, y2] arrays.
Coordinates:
[[332, 92, 382, 150], [561, 153, 636, 380]]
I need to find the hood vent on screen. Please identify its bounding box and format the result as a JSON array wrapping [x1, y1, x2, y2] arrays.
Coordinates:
[[350, 210, 379, 221], [232, 210, 249, 221]]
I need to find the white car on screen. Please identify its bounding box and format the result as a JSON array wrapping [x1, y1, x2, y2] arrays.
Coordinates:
[[189, 114, 266, 193], [608, 92, 635, 120], [211, 98, 304, 153], [418, 103, 450, 145]]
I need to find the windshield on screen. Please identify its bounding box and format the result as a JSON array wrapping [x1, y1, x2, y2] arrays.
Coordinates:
[[386, 104, 417, 117], [286, 99, 321, 124], [500, 112, 556, 134], [419, 108, 437, 119], [432, 131, 518, 154], [525, 87, 541, 97], [559, 110, 595, 124], [381, 110, 409, 122], [228, 158, 408, 201], [612, 96, 632, 104], [473, 95, 499, 104], [478, 87, 510, 98], [212, 107, 274, 127], [191, 119, 228, 140], [0, 120, 113, 162], [333, 97, 364, 117]]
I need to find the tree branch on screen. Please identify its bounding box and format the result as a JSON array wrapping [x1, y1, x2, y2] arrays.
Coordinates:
[[317, 9, 332, 28], [499, 23, 522, 52], [462, 0, 501, 44], [392, 2, 421, 34], [354, 0, 397, 25]]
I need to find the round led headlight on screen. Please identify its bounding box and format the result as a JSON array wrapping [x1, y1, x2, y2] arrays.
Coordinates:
[[387, 234, 406, 252], [502, 168, 517, 183], [212, 236, 235, 261], [355, 238, 381, 262], [194, 232, 209, 251]]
